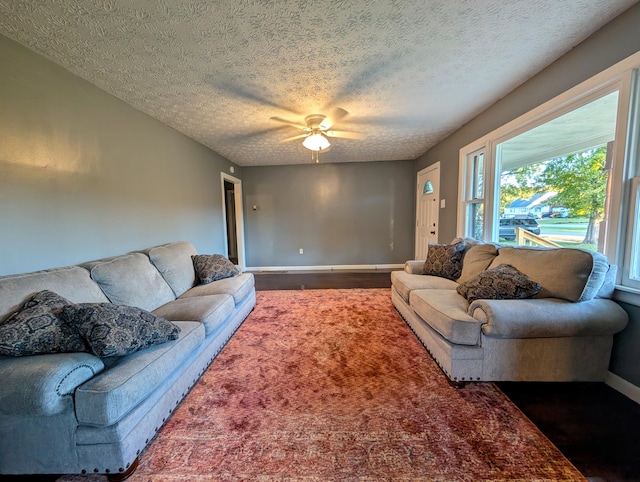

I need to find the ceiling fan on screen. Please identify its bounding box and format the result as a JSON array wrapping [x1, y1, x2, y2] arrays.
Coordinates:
[[270, 108, 366, 159]]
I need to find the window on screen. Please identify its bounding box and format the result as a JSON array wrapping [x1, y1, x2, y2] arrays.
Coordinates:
[[458, 51, 640, 292], [621, 70, 640, 290], [625, 178, 640, 289], [494, 91, 618, 251], [460, 148, 486, 240]]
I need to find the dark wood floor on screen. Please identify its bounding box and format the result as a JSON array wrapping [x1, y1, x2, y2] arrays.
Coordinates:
[[498, 381, 640, 482], [254, 270, 640, 482], [3, 271, 639, 481], [253, 269, 394, 291]]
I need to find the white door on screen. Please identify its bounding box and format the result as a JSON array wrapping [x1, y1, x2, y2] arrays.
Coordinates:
[[415, 162, 440, 259]]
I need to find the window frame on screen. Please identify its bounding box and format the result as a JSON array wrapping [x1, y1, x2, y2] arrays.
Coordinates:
[[458, 146, 488, 240], [622, 177, 640, 290], [620, 70, 640, 291], [458, 50, 640, 295]]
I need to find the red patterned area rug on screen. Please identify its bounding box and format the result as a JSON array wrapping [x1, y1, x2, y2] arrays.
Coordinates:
[[61, 288, 585, 481]]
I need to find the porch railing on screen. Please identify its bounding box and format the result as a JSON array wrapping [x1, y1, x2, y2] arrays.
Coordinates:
[[515, 227, 562, 248]]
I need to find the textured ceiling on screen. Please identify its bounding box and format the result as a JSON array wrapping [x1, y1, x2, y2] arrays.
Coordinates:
[[0, 0, 637, 166]]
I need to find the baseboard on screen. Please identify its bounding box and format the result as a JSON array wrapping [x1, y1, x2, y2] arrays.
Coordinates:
[[606, 371, 640, 405], [246, 264, 404, 272]]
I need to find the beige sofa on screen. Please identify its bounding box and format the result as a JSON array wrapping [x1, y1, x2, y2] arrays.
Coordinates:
[[0, 241, 255, 478], [391, 239, 628, 383]]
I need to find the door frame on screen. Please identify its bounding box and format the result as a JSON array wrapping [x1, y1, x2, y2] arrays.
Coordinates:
[[220, 172, 246, 271], [415, 162, 441, 259]]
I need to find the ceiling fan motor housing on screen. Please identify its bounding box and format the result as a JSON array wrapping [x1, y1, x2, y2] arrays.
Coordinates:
[[305, 114, 328, 129]]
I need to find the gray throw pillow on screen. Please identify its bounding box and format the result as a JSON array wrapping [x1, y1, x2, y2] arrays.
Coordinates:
[[192, 254, 239, 284], [456, 264, 542, 303], [61, 303, 180, 358], [422, 241, 466, 281], [0, 290, 85, 357]]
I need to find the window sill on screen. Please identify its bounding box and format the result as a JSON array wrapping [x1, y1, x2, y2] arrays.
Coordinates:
[[613, 285, 640, 307]]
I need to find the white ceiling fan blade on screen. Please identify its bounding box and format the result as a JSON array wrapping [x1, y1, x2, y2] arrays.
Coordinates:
[[270, 116, 309, 130], [319, 107, 349, 130], [325, 130, 367, 140], [279, 133, 309, 143]]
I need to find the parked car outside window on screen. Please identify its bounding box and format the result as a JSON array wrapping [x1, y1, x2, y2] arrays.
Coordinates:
[[499, 217, 541, 241], [542, 208, 570, 218]]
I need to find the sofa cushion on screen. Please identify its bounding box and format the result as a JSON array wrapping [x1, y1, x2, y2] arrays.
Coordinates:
[[0, 290, 85, 356], [409, 289, 482, 346], [153, 294, 235, 336], [180, 272, 255, 305], [422, 241, 466, 280], [456, 264, 542, 303], [488, 247, 610, 302], [61, 303, 180, 358], [390, 270, 458, 304], [147, 241, 198, 297], [74, 321, 204, 427], [192, 254, 239, 284], [88, 253, 176, 312], [0, 266, 109, 323], [457, 244, 499, 283]]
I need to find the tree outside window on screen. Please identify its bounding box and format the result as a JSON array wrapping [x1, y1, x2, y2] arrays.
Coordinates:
[[500, 146, 608, 248]]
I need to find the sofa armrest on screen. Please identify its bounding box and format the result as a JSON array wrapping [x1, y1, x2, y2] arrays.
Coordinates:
[[469, 298, 629, 338], [0, 352, 104, 416], [405, 260, 425, 274]]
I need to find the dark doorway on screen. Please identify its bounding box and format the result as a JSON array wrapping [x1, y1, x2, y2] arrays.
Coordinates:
[[224, 180, 238, 265]]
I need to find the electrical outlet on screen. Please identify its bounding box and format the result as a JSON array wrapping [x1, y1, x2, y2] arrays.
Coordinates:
[[299, 248, 304, 254]]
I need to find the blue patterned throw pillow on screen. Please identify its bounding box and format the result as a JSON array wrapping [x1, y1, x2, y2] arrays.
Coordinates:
[[61, 303, 180, 358], [456, 264, 542, 303], [192, 254, 239, 284], [0, 290, 85, 357]]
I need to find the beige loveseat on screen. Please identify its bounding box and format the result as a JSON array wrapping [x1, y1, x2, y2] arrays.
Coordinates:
[[391, 239, 628, 383]]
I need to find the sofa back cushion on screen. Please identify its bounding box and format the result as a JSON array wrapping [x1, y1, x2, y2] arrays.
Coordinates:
[[146, 241, 198, 297], [0, 266, 109, 322], [488, 247, 610, 302], [88, 253, 176, 312], [458, 244, 498, 283], [596, 263, 618, 299]]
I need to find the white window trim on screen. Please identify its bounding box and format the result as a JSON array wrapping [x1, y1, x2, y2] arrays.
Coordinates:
[[619, 70, 640, 293], [458, 50, 640, 297], [622, 177, 640, 290], [457, 145, 486, 236]]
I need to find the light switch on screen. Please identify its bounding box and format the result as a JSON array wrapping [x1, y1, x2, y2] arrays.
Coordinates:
[[440, 199, 446, 208]]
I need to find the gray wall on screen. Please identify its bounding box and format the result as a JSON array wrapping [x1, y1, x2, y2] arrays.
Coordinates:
[[415, 3, 640, 389], [0, 35, 239, 276], [243, 161, 415, 267], [611, 302, 640, 387], [416, 2, 640, 243]]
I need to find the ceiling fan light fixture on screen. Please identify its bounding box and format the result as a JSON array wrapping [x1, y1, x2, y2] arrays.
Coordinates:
[[303, 132, 330, 151]]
